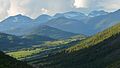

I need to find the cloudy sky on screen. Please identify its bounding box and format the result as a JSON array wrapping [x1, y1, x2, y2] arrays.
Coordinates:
[[0, 0, 120, 20]]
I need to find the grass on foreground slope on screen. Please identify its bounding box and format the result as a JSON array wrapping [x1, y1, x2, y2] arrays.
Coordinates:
[[36, 23, 120, 68], [0, 51, 33, 68], [7, 48, 44, 59], [67, 23, 120, 52]]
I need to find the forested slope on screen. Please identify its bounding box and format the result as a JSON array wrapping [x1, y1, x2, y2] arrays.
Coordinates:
[[0, 51, 33, 68], [36, 23, 120, 68]]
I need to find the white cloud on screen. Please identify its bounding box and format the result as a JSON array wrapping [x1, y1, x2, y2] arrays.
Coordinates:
[[41, 8, 49, 14], [102, 0, 120, 11], [8, 0, 30, 16], [7, 0, 73, 19], [0, 0, 120, 20], [74, 0, 87, 8], [0, 0, 10, 20], [73, 0, 120, 12]]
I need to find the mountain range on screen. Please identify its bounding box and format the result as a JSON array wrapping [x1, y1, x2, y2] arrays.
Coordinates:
[[0, 10, 118, 36], [0, 15, 78, 39], [44, 9, 120, 35]]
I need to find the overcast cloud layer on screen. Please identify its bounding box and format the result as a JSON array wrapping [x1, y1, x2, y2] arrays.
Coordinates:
[[0, 0, 120, 20]]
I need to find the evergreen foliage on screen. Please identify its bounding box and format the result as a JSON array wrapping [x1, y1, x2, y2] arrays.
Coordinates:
[[0, 51, 33, 68]]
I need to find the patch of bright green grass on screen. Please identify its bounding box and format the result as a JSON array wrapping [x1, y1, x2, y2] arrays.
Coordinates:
[[7, 48, 44, 59]]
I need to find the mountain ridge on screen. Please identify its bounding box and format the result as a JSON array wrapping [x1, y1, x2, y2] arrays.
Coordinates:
[[44, 9, 120, 35]]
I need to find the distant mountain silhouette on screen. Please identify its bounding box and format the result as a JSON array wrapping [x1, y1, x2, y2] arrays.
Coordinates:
[[54, 11, 88, 20], [45, 9, 120, 35], [0, 10, 120, 36], [34, 14, 52, 24], [88, 10, 108, 17]]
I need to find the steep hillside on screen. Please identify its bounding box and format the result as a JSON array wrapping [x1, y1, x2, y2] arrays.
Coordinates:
[[83, 9, 120, 35], [44, 17, 86, 34], [0, 14, 33, 32], [0, 14, 38, 36], [67, 23, 120, 51], [0, 32, 28, 50], [36, 23, 120, 68], [0, 32, 55, 51], [25, 25, 78, 39], [0, 51, 33, 68]]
